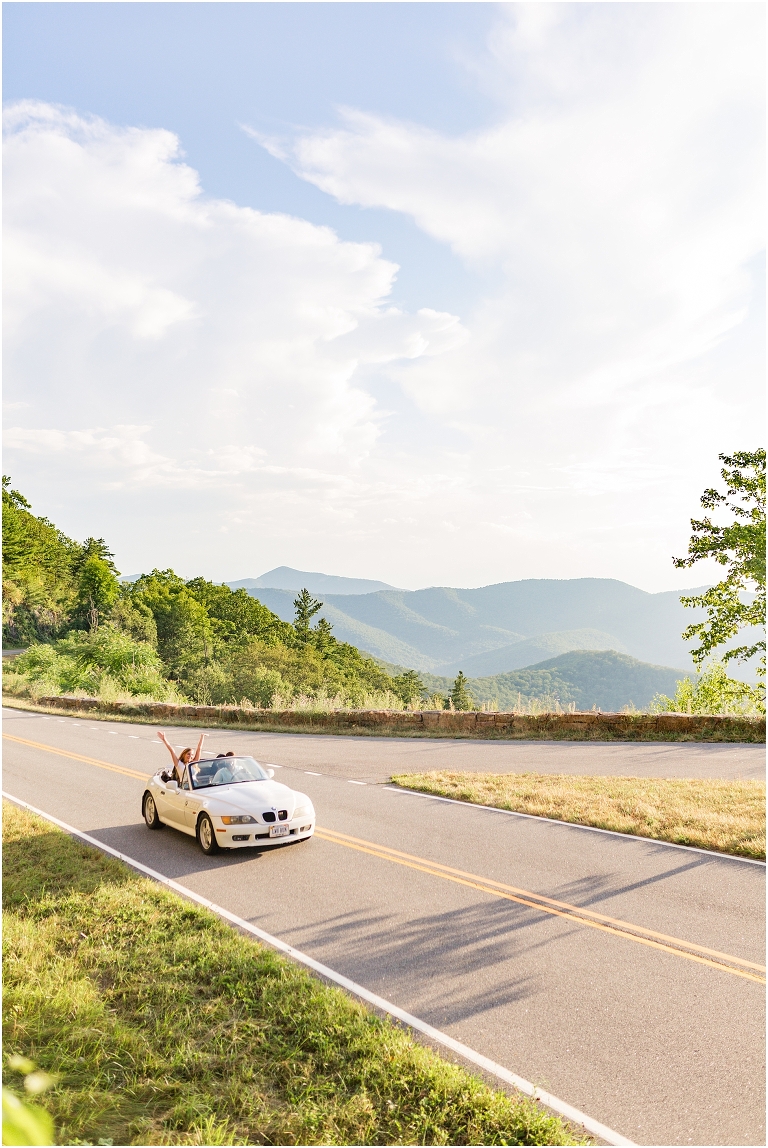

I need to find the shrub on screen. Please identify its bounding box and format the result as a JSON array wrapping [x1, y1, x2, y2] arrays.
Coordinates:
[[650, 660, 764, 715]]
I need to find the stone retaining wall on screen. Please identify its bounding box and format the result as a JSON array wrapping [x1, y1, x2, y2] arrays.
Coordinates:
[[23, 695, 766, 741]]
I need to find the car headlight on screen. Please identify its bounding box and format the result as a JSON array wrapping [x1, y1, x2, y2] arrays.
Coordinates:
[[293, 805, 313, 820], [220, 815, 257, 825]]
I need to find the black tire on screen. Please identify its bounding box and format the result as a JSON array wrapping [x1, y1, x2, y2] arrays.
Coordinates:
[[143, 791, 164, 830], [196, 813, 220, 855]]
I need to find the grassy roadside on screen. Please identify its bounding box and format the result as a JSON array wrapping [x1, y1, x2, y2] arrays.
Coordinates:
[[390, 772, 767, 860], [2, 802, 584, 1147]]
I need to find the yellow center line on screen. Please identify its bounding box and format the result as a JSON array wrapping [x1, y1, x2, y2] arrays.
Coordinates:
[[6, 732, 764, 984], [314, 828, 766, 985], [3, 733, 150, 782], [318, 826, 766, 972]]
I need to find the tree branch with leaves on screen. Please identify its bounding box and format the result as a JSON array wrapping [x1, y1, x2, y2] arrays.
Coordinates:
[[673, 450, 765, 686]]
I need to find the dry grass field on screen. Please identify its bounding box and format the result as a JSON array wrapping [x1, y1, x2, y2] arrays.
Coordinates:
[[390, 772, 766, 860]]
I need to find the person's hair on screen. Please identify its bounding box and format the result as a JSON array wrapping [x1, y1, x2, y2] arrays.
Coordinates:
[[225, 750, 235, 757], [216, 753, 225, 758], [179, 748, 192, 763]]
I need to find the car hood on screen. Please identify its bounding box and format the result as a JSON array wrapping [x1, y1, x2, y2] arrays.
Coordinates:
[[197, 779, 303, 814]]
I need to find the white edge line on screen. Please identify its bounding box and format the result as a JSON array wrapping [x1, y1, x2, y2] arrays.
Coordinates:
[[385, 786, 767, 867], [2, 790, 633, 1147]]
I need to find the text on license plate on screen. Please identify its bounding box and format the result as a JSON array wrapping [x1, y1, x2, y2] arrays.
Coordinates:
[[269, 825, 290, 837]]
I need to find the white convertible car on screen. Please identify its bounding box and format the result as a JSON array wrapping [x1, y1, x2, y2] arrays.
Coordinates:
[[142, 755, 315, 855]]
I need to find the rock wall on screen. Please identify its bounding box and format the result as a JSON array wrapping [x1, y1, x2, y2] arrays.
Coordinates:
[[25, 695, 766, 741]]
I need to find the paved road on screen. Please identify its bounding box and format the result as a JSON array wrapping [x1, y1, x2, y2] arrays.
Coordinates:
[[3, 706, 765, 1146], [9, 703, 763, 781]]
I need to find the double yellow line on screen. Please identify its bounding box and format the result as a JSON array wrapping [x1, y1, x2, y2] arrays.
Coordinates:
[[314, 827, 766, 984], [3, 733, 150, 781], [5, 732, 765, 984]]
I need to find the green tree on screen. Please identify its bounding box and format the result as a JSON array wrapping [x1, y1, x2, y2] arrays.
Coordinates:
[[2, 477, 81, 643], [110, 589, 158, 645], [75, 555, 120, 630], [649, 661, 762, 716], [76, 537, 119, 575], [185, 578, 290, 653], [129, 570, 213, 678], [450, 671, 474, 711], [312, 616, 335, 656], [674, 450, 765, 684], [392, 669, 424, 706], [293, 588, 323, 642]]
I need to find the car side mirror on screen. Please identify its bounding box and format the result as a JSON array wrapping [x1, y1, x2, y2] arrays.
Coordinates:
[[166, 780, 179, 791], [267, 768, 275, 779]]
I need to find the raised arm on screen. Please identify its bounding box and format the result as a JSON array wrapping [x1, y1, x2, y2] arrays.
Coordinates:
[[191, 733, 205, 763], [157, 731, 180, 769]]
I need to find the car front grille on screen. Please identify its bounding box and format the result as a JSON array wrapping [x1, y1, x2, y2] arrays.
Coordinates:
[[262, 810, 289, 823]]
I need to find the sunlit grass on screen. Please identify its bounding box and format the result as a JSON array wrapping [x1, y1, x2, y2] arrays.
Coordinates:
[[2, 802, 584, 1146], [390, 772, 766, 860]]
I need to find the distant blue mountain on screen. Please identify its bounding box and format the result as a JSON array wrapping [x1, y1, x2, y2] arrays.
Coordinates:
[[242, 577, 720, 674], [227, 566, 398, 596]]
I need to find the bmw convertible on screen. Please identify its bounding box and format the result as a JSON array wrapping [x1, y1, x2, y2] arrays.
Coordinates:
[[142, 755, 315, 855]]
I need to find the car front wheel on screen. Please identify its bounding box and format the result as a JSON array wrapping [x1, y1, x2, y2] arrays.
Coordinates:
[[143, 792, 164, 830], [197, 813, 220, 855]]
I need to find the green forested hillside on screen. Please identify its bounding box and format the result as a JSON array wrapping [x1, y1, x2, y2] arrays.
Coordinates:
[[2, 480, 400, 707], [381, 650, 693, 712]]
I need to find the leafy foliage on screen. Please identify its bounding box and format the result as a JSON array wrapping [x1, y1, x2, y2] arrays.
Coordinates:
[[673, 450, 765, 682], [3, 478, 404, 706], [450, 671, 474, 711], [293, 588, 323, 641], [649, 661, 764, 716], [2, 478, 81, 644], [391, 669, 424, 706], [10, 628, 177, 701]]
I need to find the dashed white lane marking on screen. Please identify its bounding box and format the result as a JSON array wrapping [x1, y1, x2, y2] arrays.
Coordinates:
[[1, 792, 635, 1147], [348, 780, 366, 785], [128, 735, 140, 739], [305, 771, 321, 775]]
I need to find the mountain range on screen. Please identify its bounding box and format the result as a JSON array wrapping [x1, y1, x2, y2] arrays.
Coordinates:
[[228, 566, 397, 595], [227, 568, 712, 674], [410, 651, 690, 712]]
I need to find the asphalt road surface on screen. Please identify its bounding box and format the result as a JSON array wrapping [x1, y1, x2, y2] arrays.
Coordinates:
[[3, 706, 765, 1146]]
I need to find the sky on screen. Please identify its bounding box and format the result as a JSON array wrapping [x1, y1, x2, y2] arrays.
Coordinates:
[[3, 2, 765, 592]]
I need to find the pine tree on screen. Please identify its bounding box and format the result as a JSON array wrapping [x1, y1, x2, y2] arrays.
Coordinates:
[[293, 588, 323, 642], [450, 671, 474, 711]]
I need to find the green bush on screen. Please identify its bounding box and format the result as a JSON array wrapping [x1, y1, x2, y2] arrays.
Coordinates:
[[650, 660, 764, 715], [9, 629, 177, 701]]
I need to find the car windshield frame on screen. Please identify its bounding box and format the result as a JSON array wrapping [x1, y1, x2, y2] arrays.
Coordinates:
[[189, 756, 270, 789]]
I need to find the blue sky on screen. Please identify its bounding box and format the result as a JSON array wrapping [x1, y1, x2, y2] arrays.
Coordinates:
[[3, 3, 764, 591], [3, 2, 496, 315]]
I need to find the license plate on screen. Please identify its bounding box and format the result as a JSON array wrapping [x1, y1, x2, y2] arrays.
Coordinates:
[[269, 825, 290, 838]]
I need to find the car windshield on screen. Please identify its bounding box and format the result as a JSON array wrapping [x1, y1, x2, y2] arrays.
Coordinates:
[[189, 756, 270, 789]]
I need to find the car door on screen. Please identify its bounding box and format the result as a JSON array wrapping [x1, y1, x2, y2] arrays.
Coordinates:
[[183, 773, 205, 832], [161, 766, 188, 828]]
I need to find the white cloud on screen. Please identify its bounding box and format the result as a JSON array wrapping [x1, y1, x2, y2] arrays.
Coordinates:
[[284, 5, 762, 418], [3, 4, 764, 592], [242, 2, 763, 587], [3, 101, 465, 519]]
